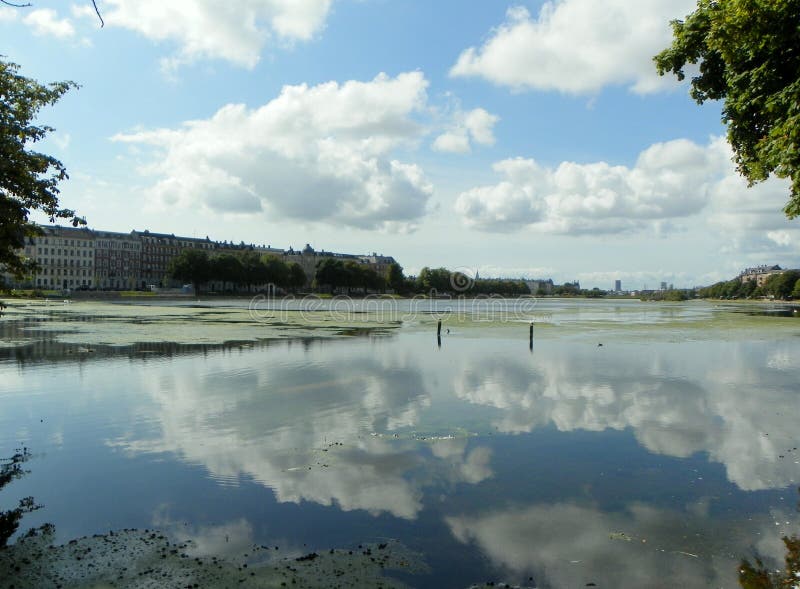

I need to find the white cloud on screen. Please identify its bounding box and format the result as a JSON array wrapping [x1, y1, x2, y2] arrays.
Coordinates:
[[94, 0, 334, 69], [432, 107, 499, 154], [432, 132, 470, 154], [0, 7, 18, 22], [432, 108, 499, 154], [23, 8, 76, 39], [456, 137, 724, 234], [464, 108, 498, 145], [450, 1, 696, 94], [113, 72, 434, 231], [455, 135, 800, 256]]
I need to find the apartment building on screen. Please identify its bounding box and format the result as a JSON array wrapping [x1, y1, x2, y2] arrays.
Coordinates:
[[739, 264, 784, 287], [94, 230, 142, 290], [4, 225, 397, 291], [20, 226, 96, 289]]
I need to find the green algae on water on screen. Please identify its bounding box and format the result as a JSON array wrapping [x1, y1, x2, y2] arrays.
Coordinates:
[[0, 527, 426, 588]]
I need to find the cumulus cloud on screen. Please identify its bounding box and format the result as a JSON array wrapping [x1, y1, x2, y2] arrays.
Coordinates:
[[432, 108, 499, 154], [455, 135, 800, 253], [113, 72, 434, 231], [456, 137, 728, 234], [22, 8, 76, 39], [450, 1, 696, 94], [86, 0, 333, 69]]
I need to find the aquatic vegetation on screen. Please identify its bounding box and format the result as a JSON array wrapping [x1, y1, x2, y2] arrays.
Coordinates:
[[0, 527, 426, 588]]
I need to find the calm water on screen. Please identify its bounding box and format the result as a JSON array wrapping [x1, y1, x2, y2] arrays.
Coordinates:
[[1, 299, 799, 587]]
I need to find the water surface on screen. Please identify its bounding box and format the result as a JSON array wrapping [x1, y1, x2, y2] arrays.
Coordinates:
[[1, 298, 798, 587]]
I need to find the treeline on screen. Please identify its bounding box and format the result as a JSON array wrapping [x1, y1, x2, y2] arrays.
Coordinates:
[[169, 249, 406, 294], [550, 282, 608, 297], [168, 250, 306, 293], [313, 258, 401, 293], [639, 289, 690, 301], [698, 270, 800, 300], [412, 267, 530, 296]]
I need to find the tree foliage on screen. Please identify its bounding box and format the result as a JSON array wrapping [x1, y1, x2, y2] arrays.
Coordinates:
[[287, 262, 306, 292], [313, 258, 385, 293], [167, 249, 211, 293], [654, 0, 800, 217], [168, 250, 311, 294], [1, 58, 82, 283], [385, 262, 405, 293], [698, 270, 800, 299], [413, 266, 531, 296], [762, 269, 800, 298]]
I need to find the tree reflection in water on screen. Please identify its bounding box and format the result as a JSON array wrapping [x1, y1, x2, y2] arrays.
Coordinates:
[[739, 489, 800, 589], [0, 448, 44, 548]]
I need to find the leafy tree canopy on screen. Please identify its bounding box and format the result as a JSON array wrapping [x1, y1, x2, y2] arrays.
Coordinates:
[[654, 0, 800, 217], [168, 248, 210, 293], [1, 58, 82, 282]]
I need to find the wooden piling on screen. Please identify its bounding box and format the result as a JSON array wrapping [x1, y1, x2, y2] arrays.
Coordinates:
[[437, 320, 442, 337], [529, 322, 533, 350]]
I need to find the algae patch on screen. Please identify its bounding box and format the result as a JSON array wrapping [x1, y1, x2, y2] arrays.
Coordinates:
[[0, 528, 425, 588]]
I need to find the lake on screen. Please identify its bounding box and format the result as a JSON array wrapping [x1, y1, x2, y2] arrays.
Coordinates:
[[1, 297, 798, 587]]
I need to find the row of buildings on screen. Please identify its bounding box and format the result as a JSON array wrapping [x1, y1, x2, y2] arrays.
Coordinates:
[[5, 225, 396, 291]]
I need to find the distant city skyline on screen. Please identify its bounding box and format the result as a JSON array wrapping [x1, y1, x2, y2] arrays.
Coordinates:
[[3, 1, 799, 289]]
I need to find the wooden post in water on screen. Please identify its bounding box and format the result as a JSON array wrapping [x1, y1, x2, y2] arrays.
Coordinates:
[[529, 321, 534, 350], [437, 320, 442, 337]]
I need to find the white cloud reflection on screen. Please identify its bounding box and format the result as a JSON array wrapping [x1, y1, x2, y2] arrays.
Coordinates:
[[108, 343, 491, 519]]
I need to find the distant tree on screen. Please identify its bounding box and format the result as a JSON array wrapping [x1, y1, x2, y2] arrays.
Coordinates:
[[654, 0, 800, 217], [365, 267, 385, 293], [315, 258, 346, 292], [240, 252, 267, 291], [262, 255, 289, 289], [763, 270, 800, 300], [739, 278, 757, 299], [416, 267, 451, 293], [168, 249, 210, 294], [385, 262, 405, 293], [663, 289, 688, 301], [210, 254, 244, 292], [584, 287, 607, 298], [1, 58, 83, 287], [792, 278, 800, 299], [287, 262, 306, 292], [553, 282, 581, 296]]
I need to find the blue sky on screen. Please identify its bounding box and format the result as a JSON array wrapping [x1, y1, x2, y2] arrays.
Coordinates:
[[3, 0, 798, 289]]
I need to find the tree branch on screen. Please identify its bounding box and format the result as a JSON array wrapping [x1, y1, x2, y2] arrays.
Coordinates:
[[90, 0, 103, 27], [0, 0, 104, 27]]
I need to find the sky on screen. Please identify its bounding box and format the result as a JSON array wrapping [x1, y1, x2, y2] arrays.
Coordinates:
[[2, 0, 799, 289]]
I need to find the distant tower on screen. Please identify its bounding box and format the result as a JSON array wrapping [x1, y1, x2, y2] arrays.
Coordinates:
[[660, 281, 668, 291], [614, 279, 621, 292]]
